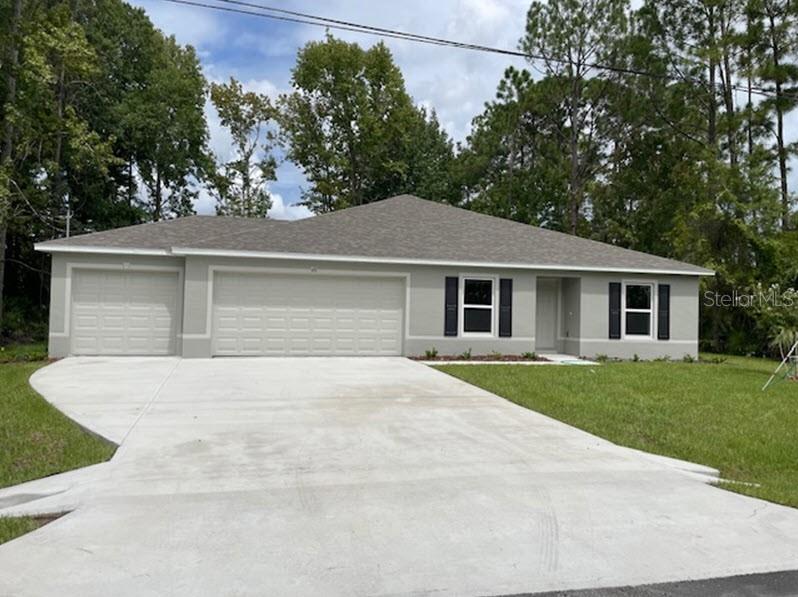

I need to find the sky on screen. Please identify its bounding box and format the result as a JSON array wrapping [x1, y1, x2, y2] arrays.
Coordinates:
[[128, 0, 797, 220], [127, 0, 531, 219]]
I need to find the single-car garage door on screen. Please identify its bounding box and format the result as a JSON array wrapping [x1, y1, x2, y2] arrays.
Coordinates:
[[212, 272, 404, 356], [70, 269, 180, 355]]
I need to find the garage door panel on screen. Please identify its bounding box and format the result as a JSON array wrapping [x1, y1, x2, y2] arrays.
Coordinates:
[[212, 272, 403, 356], [71, 270, 179, 356]]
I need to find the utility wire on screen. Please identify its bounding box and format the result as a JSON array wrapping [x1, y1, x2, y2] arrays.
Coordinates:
[[156, 0, 798, 103]]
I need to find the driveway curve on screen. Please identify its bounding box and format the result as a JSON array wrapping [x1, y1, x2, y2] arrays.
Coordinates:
[[1, 357, 798, 596]]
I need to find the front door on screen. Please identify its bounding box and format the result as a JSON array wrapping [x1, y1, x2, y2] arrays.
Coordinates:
[[535, 278, 558, 352]]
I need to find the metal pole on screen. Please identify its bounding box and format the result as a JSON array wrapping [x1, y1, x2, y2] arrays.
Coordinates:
[[763, 338, 798, 390]]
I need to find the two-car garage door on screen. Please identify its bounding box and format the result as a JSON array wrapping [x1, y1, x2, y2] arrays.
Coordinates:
[[211, 272, 404, 356]]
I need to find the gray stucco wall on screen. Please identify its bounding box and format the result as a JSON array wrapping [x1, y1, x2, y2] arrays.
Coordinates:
[[180, 256, 537, 358], [45, 252, 701, 360], [578, 273, 699, 360]]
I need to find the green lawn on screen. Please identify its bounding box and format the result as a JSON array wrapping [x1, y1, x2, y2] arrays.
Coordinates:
[[0, 341, 47, 364], [0, 357, 116, 544], [437, 354, 798, 508]]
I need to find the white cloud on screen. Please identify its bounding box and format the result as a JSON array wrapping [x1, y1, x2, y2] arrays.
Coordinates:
[[129, 0, 226, 49], [268, 193, 313, 220]]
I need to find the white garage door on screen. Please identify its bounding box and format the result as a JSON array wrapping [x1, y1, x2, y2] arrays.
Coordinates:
[[71, 269, 180, 355], [212, 272, 404, 356]]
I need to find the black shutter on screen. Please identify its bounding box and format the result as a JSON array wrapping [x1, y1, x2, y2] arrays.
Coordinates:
[[499, 279, 513, 337], [444, 277, 458, 336], [609, 282, 621, 339], [657, 284, 670, 340]]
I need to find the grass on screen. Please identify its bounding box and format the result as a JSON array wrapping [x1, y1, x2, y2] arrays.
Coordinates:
[[0, 354, 116, 544], [0, 341, 47, 364], [437, 354, 798, 508]]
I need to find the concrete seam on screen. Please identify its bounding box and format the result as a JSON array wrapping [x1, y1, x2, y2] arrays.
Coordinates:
[[116, 359, 182, 452]]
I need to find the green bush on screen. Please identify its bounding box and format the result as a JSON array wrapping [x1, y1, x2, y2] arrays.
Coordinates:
[[0, 343, 47, 364], [0, 297, 48, 343]]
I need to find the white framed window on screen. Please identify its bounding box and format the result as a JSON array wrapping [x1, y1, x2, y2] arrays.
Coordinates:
[[623, 282, 654, 338], [461, 277, 495, 336]]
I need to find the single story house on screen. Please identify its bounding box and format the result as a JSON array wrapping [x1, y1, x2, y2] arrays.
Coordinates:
[[35, 194, 713, 360]]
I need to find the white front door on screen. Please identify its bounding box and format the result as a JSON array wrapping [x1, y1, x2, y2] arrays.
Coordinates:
[[211, 272, 404, 356], [535, 278, 558, 352], [70, 269, 180, 355]]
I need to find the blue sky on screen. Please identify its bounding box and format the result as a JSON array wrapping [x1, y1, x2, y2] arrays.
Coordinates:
[[128, 0, 531, 219], [129, 0, 798, 220]]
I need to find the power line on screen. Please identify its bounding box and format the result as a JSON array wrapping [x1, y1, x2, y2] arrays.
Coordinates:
[[156, 0, 798, 103]]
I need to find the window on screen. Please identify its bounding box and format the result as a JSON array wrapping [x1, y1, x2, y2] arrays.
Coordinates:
[[624, 283, 653, 336], [462, 278, 494, 334]]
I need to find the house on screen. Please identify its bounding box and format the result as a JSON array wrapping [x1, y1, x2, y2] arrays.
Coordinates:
[[35, 194, 713, 359]]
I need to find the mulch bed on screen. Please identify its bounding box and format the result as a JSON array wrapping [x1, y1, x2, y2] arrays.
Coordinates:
[[411, 354, 550, 362]]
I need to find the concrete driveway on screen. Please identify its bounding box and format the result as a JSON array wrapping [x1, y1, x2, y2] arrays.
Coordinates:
[[1, 357, 798, 596]]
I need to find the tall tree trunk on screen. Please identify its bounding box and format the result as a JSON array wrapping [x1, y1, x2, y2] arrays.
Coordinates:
[[0, 0, 23, 332], [719, 5, 737, 167], [154, 168, 162, 221], [707, 6, 718, 150], [746, 13, 754, 157], [127, 159, 134, 207], [568, 76, 582, 235], [768, 11, 790, 229], [721, 58, 737, 167], [52, 59, 67, 213]]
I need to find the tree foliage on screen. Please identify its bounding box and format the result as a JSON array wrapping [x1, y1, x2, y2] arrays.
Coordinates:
[[280, 34, 456, 213], [460, 0, 798, 355], [0, 0, 208, 337], [208, 78, 278, 218]]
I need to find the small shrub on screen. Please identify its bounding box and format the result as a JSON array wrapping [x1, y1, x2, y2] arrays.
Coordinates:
[[701, 354, 727, 365], [0, 343, 48, 364], [460, 347, 472, 360], [682, 353, 696, 363], [632, 353, 640, 362], [489, 350, 502, 359], [424, 347, 438, 359], [522, 351, 537, 360], [652, 355, 671, 362], [594, 354, 609, 363]]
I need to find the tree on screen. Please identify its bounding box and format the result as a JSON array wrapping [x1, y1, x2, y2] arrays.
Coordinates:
[[520, 0, 628, 234], [456, 68, 569, 227], [0, 0, 211, 339], [0, 0, 23, 330], [127, 34, 208, 220], [208, 78, 278, 218], [280, 34, 456, 213], [0, 0, 116, 334], [749, 0, 798, 229]]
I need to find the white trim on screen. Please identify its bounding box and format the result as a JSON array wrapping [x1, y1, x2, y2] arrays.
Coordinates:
[[36, 242, 713, 276], [621, 280, 655, 340], [170, 246, 712, 277], [36, 244, 171, 256], [459, 275, 497, 337], [61, 263, 184, 351]]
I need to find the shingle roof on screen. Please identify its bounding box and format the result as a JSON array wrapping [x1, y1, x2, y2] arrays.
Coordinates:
[[36, 195, 712, 275]]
